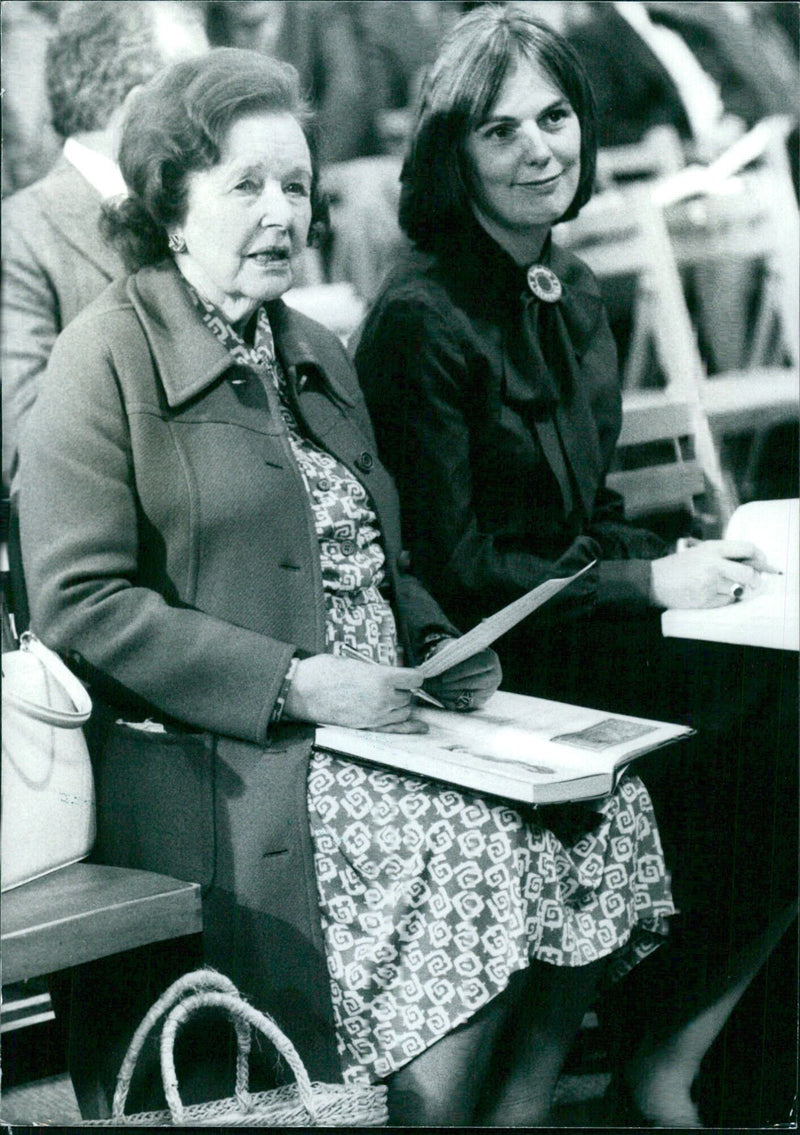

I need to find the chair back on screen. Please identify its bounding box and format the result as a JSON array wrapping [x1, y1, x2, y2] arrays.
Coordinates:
[[654, 122, 799, 501], [556, 186, 734, 528], [666, 165, 799, 371]]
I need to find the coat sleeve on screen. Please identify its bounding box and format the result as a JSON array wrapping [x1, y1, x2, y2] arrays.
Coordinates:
[[356, 290, 664, 619], [1, 196, 60, 492], [19, 327, 297, 746]]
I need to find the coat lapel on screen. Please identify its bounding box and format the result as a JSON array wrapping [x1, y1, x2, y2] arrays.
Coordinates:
[[128, 264, 370, 465]]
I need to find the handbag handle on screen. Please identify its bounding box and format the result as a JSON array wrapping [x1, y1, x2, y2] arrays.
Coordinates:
[[160, 990, 319, 1126], [112, 969, 250, 1120], [2, 632, 91, 727]]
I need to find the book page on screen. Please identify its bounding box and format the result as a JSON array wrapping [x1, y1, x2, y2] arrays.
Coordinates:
[[411, 691, 689, 771], [316, 690, 692, 804], [416, 562, 595, 679]]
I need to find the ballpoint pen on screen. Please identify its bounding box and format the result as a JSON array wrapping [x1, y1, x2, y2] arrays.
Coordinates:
[[338, 643, 446, 708]]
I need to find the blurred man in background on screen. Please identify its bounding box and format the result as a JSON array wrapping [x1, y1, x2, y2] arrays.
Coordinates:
[[2, 0, 208, 501]]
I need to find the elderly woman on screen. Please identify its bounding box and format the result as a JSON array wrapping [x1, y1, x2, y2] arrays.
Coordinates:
[[19, 48, 676, 1127], [355, 5, 797, 1128]]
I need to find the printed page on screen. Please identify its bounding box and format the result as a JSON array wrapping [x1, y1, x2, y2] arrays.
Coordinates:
[[316, 690, 691, 804], [416, 563, 595, 679]]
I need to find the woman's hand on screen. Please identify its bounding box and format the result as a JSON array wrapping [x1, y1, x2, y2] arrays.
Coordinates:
[[650, 539, 767, 609], [284, 655, 429, 733], [423, 645, 502, 712]]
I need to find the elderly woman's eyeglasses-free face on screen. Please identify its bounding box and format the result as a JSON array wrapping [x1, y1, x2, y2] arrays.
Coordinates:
[[174, 111, 312, 324]]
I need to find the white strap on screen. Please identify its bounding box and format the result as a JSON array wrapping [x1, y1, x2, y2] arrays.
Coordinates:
[[2, 632, 92, 727]]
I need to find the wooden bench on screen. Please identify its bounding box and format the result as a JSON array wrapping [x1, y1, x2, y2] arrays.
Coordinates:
[[1, 862, 202, 984], [2, 862, 203, 1120]]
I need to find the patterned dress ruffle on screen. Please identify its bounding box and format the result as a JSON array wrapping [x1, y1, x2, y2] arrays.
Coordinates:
[[185, 285, 675, 1087]]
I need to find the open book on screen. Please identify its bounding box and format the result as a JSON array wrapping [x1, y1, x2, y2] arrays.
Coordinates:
[[316, 691, 693, 805], [662, 499, 799, 651]]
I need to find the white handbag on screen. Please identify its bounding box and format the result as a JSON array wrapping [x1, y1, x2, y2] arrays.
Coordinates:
[[2, 631, 95, 891]]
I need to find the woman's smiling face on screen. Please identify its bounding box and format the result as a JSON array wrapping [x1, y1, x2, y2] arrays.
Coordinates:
[[464, 56, 581, 254], [175, 111, 312, 323]]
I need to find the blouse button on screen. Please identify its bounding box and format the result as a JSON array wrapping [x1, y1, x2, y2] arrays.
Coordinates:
[[355, 451, 374, 473], [397, 550, 412, 573], [340, 540, 357, 557]]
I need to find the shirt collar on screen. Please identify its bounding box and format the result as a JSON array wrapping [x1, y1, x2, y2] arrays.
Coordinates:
[[63, 137, 128, 200]]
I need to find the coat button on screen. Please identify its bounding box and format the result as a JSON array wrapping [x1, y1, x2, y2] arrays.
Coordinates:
[[355, 451, 374, 473], [397, 550, 413, 573], [317, 478, 331, 492], [340, 539, 357, 557]]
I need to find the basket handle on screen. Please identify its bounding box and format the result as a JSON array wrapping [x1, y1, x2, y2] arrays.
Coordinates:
[[112, 969, 250, 1120], [2, 631, 92, 726], [160, 989, 319, 1126]]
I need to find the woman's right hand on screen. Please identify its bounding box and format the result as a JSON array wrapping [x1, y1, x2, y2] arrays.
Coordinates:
[[283, 655, 429, 733], [650, 539, 766, 609]]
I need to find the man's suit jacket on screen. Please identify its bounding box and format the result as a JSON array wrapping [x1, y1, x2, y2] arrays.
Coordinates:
[[2, 157, 126, 491]]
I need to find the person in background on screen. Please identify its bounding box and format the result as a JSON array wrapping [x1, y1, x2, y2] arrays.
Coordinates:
[[205, 0, 400, 166], [18, 43, 679, 1129], [0, 1, 63, 199], [1, 0, 209, 502], [355, 6, 797, 1126]]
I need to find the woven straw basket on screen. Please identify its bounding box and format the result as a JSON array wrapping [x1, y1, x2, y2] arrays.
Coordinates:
[[83, 968, 388, 1126]]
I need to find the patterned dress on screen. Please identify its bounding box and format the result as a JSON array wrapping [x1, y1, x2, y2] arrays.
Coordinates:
[[189, 289, 676, 1086]]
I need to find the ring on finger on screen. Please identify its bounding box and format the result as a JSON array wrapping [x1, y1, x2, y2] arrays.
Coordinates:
[[455, 691, 474, 710], [729, 583, 744, 602]]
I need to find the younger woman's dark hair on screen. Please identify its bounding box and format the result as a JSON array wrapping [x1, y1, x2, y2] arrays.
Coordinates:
[[399, 4, 597, 253], [101, 47, 327, 270]]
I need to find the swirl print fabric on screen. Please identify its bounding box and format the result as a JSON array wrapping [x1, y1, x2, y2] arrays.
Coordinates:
[[308, 757, 674, 1083]]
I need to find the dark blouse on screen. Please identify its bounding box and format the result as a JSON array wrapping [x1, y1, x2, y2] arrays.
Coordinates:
[[354, 219, 667, 636]]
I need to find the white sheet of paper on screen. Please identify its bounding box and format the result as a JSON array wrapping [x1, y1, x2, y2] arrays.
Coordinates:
[[416, 561, 595, 679]]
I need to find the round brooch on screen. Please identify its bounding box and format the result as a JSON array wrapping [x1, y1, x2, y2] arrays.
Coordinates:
[[526, 264, 562, 303]]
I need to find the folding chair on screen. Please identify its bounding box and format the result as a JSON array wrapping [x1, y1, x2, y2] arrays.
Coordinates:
[[660, 146, 799, 498], [556, 185, 735, 532]]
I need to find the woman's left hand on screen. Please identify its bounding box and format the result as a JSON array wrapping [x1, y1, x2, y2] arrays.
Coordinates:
[[423, 645, 502, 712]]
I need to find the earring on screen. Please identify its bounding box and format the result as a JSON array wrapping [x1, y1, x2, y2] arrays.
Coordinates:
[[168, 232, 187, 254]]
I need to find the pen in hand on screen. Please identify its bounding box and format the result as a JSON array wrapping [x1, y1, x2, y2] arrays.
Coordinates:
[[338, 643, 445, 709], [676, 536, 783, 576]]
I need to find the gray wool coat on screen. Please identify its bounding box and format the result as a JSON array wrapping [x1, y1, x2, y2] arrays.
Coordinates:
[[19, 260, 456, 1080]]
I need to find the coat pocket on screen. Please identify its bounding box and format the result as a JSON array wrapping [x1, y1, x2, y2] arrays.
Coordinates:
[[92, 722, 216, 889]]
